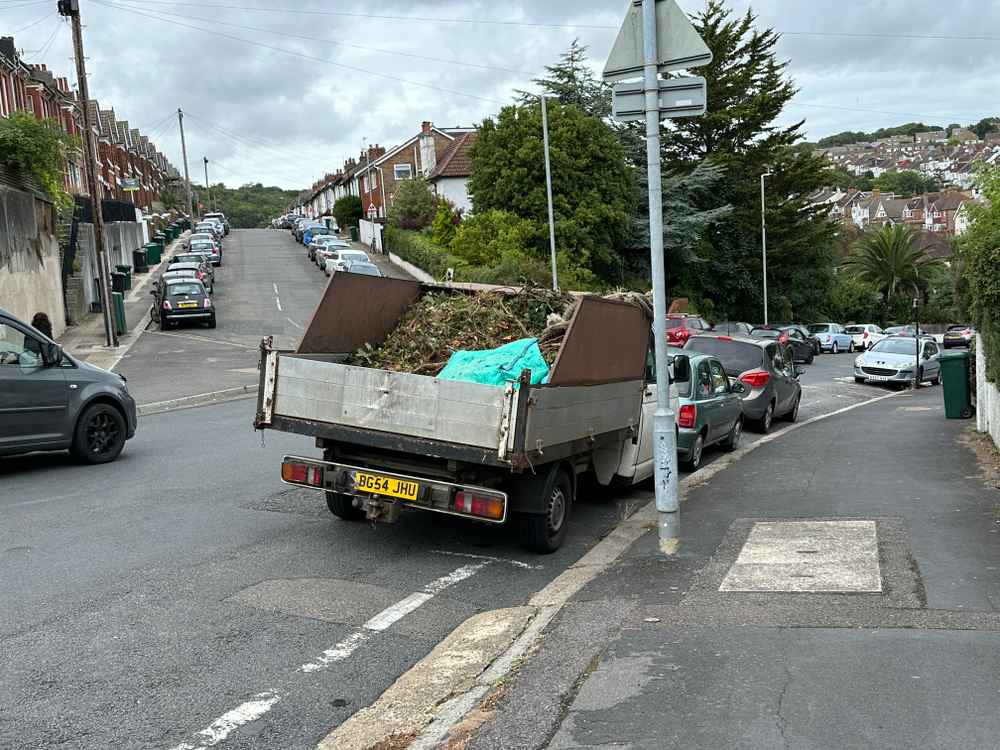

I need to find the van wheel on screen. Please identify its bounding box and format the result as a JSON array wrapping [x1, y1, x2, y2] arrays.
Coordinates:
[[326, 492, 364, 521], [71, 403, 127, 464], [521, 470, 573, 554]]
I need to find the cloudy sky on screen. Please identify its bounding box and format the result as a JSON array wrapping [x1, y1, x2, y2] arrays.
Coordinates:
[[4, 0, 997, 190]]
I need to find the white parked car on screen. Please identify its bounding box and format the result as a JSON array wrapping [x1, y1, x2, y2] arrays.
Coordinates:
[[325, 250, 371, 276], [310, 237, 349, 263], [845, 324, 885, 351]]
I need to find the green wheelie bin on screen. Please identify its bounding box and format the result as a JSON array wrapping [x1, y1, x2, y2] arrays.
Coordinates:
[[939, 350, 974, 419]]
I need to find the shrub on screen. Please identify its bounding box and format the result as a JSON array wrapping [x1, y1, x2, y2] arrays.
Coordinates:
[[333, 195, 363, 229], [431, 199, 460, 246], [388, 178, 437, 230], [385, 226, 466, 280]]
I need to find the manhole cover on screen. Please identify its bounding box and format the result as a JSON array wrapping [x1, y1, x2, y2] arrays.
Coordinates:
[[719, 520, 882, 593]]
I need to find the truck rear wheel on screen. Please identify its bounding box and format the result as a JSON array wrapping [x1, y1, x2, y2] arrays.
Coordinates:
[[520, 470, 573, 554], [326, 491, 364, 521]]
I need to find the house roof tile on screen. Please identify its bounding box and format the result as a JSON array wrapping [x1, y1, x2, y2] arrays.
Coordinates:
[[429, 131, 477, 180]]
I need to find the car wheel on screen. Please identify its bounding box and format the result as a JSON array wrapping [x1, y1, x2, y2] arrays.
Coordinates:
[[806, 350, 815, 365], [832, 342, 839, 354], [756, 402, 774, 434], [722, 418, 743, 451], [159, 318, 170, 331], [326, 492, 365, 521], [208, 314, 217, 329], [682, 433, 705, 470], [848, 341, 855, 353], [786, 394, 801, 423], [855, 376, 866, 384], [71, 403, 127, 464], [930, 375, 940, 386], [521, 470, 573, 554]]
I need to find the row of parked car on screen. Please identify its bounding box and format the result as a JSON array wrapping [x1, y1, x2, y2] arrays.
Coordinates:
[[285, 216, 384, 278], [151, 214, 229, 330], [665, 314, 974, 469]]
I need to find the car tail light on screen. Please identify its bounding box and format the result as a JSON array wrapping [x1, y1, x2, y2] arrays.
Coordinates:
[[196, 271, 205, 280], [863, 331, 869, 340], [162, 300, 172, 310], [716, 335, 732, 341], [963, 328, 973, 335], [281, 459, 324, 487], [454, 490, 505, 520], [203, 297, 212, 308], [677, 404, 697, 428], [740, 370, 771, 389]]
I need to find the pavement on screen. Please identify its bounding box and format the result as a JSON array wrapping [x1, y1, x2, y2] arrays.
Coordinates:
[[58, 231, 190, 372], [6, 226, 987, 750], [450, 386, 1000, 750]]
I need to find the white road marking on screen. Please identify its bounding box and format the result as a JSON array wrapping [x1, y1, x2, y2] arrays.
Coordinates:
[[432, 549, 542, 570], [275, 298, 283, 312], [286, 317, 303, 330], [149, 331, 257, 350], [273, 283, 282, 311], [167, 691, 280, 750], [7, 493, 82, 509], [298, 563, 486, 674], [272, 283, 279, 295]]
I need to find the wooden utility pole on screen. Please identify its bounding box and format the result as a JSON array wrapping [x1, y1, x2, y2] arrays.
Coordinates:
[[203, 156, 213, 212], [177, 108, 195, 222], [60, 0, 117, 347]]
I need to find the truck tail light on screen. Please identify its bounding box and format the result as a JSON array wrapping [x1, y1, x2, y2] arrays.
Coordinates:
[[281, 459, 324, 487], [454, 490, 504, 521], [740, 370, 771, 389], [677, 404, 697, 429]]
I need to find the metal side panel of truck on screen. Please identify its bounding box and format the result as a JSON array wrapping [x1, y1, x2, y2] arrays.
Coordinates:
[[255, 274, 653, 552]]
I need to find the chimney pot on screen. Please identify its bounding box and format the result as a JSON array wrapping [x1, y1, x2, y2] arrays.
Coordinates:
[[422, 121, 432, 134]]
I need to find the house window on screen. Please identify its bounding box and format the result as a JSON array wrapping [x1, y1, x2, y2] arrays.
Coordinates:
[[394, 163, 413, 181]]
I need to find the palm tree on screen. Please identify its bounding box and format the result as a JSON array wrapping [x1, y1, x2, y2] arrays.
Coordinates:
[[843, 224, 942, 323]]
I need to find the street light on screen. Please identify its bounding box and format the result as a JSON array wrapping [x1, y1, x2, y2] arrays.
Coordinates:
[[540, 96, 558, 291], [760, 169, 773, 325]]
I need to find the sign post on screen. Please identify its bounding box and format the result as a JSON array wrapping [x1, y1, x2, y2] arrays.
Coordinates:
[[604, 0, 712, 554]]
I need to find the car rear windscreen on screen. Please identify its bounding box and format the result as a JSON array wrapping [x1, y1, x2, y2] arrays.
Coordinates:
[[845, 326, 865, 334], [167, 283, 202, 296], [670, 355, 692, 397], [751, 329, 780, 339], [808, 324, 831, 333], [686, 337, 763, 375]]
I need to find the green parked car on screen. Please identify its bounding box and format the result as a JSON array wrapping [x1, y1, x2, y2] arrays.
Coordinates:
[[670, 347, 747, 470]]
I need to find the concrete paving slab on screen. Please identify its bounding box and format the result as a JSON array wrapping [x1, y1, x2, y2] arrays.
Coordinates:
[[719, 520, 882, 593]]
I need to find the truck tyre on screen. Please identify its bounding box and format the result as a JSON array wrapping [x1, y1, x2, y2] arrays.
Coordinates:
[[71, 403, 127, 464], [520, 470, 573, 554], [326, 491, 364, 521]]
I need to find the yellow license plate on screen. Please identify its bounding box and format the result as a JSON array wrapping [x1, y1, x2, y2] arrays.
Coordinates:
[[178, 301, 198, 308], [354, 472, 420, 501]]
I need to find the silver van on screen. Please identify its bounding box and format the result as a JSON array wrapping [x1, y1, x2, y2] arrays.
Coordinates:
[[0, 309, 137, 463]]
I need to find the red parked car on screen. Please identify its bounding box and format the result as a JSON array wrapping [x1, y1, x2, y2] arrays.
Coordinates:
[[666, 315, 712, 346]]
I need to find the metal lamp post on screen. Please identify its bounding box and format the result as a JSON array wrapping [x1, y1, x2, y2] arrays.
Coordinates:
[[760, 169, 773, 326]]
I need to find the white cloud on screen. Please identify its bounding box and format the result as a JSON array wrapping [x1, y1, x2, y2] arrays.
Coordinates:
[[4, 0, 996, 190]]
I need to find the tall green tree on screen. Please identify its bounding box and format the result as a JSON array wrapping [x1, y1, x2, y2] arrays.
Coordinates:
[[468, 101, 636, 284], [873, 170, 940, 196], [517, 39, 610, 118], [201, 182, 300, 228], [843, 224, 942, 323], [659, 1, 837, 321]]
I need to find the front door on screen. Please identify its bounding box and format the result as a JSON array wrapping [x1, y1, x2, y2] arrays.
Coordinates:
[[0, 320, 69, 449]]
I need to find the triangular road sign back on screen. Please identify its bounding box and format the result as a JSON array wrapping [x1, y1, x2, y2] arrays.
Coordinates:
[[603, 0, 713, 82]]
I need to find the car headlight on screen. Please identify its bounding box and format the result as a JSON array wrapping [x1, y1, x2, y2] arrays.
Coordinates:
[[854, 357, 863, 367]]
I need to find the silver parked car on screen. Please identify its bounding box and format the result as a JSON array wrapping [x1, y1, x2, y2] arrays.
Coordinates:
[[853, 336, 941, 386], [0, 308, 138, 463], [807, 323, 855, 353], [684, 335, 803, 433]]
